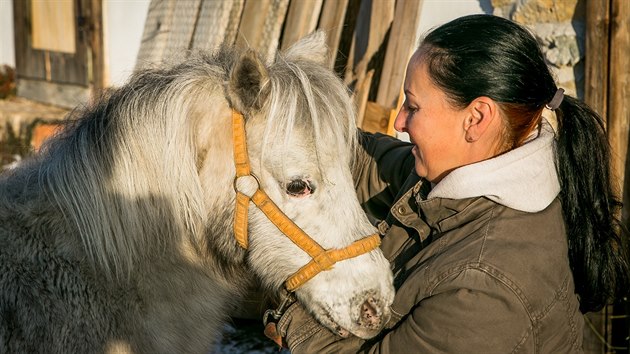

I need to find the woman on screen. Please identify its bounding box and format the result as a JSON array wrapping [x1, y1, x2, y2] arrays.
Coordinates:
[[272, 14, 629, 353]]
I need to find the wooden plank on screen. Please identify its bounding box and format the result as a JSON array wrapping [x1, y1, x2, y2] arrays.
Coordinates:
[[191, 0, 244, 51], [165, 0, 202, 56], [376, 0, 423, 108], [31, 0, 77, 54], [236, 0, 290, 61], [90, 0, 106, 92], [13, 0, 46, 80], [387, 87, 404, 136], [344, 0, 394, 112], [47, 0, 90, 86], [135, 0, 203, 68], [135, 0, 176, 69], [355, 69, 373, 128], [280, 0, 323, 50], [17, 78, 90, 109], [584, 0, 610, 120], [317, 0, 349, 68], [608, 0, 630, 216], [332, 0, 360, 76], [362, 101, 390, 134]]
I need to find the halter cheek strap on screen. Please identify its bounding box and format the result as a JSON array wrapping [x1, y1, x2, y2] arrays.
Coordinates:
[[231, 110, 381, 292]]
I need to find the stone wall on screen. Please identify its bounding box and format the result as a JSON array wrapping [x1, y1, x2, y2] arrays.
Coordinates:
[[491, 0, 586, 98]]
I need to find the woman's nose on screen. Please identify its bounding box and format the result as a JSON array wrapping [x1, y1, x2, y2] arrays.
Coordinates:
[[393, 109, 406, 133]]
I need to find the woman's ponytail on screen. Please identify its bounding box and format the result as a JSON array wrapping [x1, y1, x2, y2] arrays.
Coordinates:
[[555, 95, 630, 312]]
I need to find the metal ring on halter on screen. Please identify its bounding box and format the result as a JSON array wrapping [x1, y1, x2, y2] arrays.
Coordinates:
[[233, 173, 261, 197]]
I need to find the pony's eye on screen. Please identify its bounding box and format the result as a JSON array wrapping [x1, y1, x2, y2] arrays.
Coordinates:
[[286, 179, 313, 198]]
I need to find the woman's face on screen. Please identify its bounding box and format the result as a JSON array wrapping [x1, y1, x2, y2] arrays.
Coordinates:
[[394, 54, 471, 183]]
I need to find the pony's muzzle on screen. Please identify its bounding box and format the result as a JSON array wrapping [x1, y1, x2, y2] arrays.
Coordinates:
[[350, 294, 392, 339]]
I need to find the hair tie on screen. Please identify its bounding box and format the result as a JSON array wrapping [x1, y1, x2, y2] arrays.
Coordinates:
[[545, 88, 564, 110]]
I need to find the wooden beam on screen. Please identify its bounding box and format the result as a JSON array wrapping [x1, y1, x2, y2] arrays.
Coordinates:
[[13, 0, 46, 80], [608, 0, 630, 225], [317, 0, 349, 69], [191, 0, 244, 50], [90, 0, 105, 92], [344, 0, 394, 125], [355, 69, 373, 128], [281, 0, 323, 50], [584, 0, 611, 120], [235, 0, 290, 61], [608, 0, 630, 189], [135, 0, 202, 69], [376, 0, 423, 109]]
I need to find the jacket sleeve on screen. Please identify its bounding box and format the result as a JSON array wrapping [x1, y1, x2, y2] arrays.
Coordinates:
[[278, 269, 533, 353], [353, 131, 415, 222]]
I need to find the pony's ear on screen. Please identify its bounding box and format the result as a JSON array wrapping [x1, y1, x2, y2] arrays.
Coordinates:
[[227, 50, 269, 114], [283, 30, 328, 66]]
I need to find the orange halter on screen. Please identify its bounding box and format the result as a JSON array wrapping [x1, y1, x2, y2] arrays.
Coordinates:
[[231, 110, 381, 292]]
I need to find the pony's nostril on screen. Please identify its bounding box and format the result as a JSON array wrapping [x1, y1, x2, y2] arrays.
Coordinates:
[[360, 297, 380, 328]]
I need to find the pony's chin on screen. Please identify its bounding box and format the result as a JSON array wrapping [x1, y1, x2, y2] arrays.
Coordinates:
[[317, 306, 391, 340]]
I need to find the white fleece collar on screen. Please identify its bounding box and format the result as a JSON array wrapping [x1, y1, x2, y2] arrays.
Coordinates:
[[427, 120, 560, 213]]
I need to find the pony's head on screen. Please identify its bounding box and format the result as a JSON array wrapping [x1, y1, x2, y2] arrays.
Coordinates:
[[43, 30, 394, 340], [217, 32, 395, 338]]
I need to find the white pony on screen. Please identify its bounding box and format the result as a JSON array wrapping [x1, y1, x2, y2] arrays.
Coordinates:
[[0, 32, 394, 353]]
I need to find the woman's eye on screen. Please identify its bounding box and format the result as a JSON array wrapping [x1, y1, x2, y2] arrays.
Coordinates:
[[285, 179, 313, 197], [405, 104, 418, 113]]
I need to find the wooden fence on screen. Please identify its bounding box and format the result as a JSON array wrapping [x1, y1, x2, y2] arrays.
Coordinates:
[[585, 1, 629, 352], [135, 0, 423, 136]]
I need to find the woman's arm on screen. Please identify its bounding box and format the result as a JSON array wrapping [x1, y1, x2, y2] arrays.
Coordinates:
[[353, 131, 415, 222], [278, 268, 532, 353]]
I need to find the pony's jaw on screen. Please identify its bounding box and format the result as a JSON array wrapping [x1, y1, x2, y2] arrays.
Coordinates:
[[242, 165, 395, 338]]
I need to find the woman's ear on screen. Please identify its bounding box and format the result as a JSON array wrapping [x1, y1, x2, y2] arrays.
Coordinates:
[[464, 97, 499, 142]]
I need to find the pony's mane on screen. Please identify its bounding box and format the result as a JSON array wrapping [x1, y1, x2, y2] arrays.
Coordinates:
[[260, 52, 358, 181], [39, 51, 236, 278], [37, 44, 357, 279]]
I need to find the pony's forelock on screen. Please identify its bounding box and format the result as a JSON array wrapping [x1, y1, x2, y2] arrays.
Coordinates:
[[260, 55, 357, 182]]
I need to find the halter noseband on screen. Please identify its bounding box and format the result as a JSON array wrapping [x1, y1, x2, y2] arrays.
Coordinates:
[[231, 110, 381, 292]]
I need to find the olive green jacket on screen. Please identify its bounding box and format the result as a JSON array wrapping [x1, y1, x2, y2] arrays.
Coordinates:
[[278, 128, 584, 353]]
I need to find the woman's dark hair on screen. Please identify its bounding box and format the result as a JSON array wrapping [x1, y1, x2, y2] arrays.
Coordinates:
[[419, 14, 629, 312]]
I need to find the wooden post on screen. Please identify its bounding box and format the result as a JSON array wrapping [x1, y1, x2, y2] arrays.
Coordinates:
[[584, 1, 613, 353], [584, 0, 610, 120], [90, 0, 105, 93], [235, 0, 289, 61], [585, 1, 630, 353], [608, 0, 630, 349], [376, 0, 423, 109], [318, 0, 349, 69], [344, 0, 394, 127], [280, 0, 323, 50], [191, 0, 244, 50], [608, 0, 630, 195]]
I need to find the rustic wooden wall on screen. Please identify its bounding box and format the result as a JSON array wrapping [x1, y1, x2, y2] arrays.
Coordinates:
[[135, 0, 424, 136]]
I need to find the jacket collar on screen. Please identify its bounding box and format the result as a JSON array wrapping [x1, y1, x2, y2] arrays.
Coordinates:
[[427, 120, 559, 213]]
